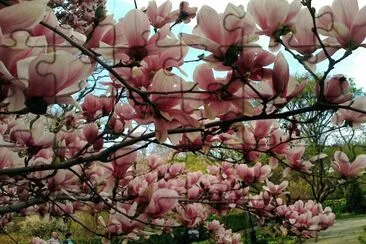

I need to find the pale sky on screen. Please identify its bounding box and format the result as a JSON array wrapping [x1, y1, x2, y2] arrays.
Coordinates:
[[106, 0, 366, 90]]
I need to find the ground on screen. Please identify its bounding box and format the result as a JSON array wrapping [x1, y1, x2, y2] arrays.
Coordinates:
[[305, 216, 366, 244]]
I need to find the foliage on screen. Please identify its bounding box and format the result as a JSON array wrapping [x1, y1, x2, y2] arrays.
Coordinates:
[[345, 182, 366, 214], [359, 226, 366, 244], [19, 215, 68, 240], [175, 153, 211, 172], [323, 198, 346, 217]]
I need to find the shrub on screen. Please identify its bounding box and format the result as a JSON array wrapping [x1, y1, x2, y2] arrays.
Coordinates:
[[345, 182, 366, 214], [19, 215, 67, 240], [358, 226, 366, 244], [323, 198, 346, 217]]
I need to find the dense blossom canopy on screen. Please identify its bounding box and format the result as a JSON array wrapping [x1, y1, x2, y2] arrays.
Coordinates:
[[1, 0, 366, 243]]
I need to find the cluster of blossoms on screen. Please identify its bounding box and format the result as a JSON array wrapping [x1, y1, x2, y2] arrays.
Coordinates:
[[208, 220, 242, 244], [48, 0, 107, 34], [1, 0, 366, 243]]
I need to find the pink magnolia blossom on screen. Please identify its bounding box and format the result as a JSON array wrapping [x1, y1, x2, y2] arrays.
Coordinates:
[[145, 188, 179, 216], [130, 69, 200, 142], [317, 0, 366, 48], [176, 203, 208, 228], [317, 75, 352, 104], [0, 32, 47, 111], [207, 220, 221, 232], [112, 148, 137, 178], [193, 63, 241, 118], [248, 0, 302, 47], [52, 201, 74, 216], [283, 8, 318, 55], [83, 122, 103, 150], [12, 50, 92, 113], [47, 169, 78, 192], [286, 146, 313, 173], [31, 10, 87, 55], [169, 1, 197, 24], [145, 0, 173, 29], [263, 179, 288, 195], [147, 154, 163, 170], [107, 202, 146, 234], [0, 0, 46, 34], [186, 172, 202, 187], [0, 31, 47, 76], [10, 122, 55, 152], [251, 120, 274, 139], [31, 237, 46, 244], [97, 9, 175, 63], [318, 212, 335, 229], [128, 177, 148, 196], [0, 148, 17, 169], [236, 163, 271, 184], [81, 94, 103, 121], [235, 46, 275, 80], [332, 151, 366, 177], [83, 123, 99, 143], [113, 43, 189, 89], [180, 4, 256, 63], [248, 52, 306, 104], [187, 185, 201, 199], [332, 96, 366, 127]]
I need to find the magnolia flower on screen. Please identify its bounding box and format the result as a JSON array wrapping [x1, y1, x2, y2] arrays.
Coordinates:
[[147, 154, 163, 170], [317, 0, 366, 48], [112, 148, 137, 178], [169, 1, 197, 24], [145, 0, 174, 28], [332, 151, 366, 177], [176, 203, 208, 228], [193, 63, 241, 118], [283, 8, 318, 55], [248, 0, 302, 49], [180, 4, 256, 64], [31, 237, 46, 244], [207, 220, 221, 232], [0, 0, 46, 34], [145, 188, 179, 216], [0, 148, 17, 169], [236, 163, 271, 184], [286, 146, 313, 173], [263, 179, 288, 195], [98, 9, 176, 63], [332, 96, 366, 128], [317, 75, 352, 104], [11, 50, 92, 114], [107, 202, 146, 234], [47, 169, 78, 192]]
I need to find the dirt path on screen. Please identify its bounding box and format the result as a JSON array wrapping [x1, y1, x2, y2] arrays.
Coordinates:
[[305, 216, 366, 244]]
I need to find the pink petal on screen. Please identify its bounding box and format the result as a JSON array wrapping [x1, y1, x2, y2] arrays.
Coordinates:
[[248, 0, 268, 31], [332, 0, 358, 29], [27, 51, 71, 97], [272, 52, 289, 94], [264, 0, 289, 29], [193, 63, 216, 90], [0, 1, 46, 34], [284, 0, 302, 24], [196, 6, 222, 44], [350, 5, 366, 45], [180, 33, 221, 56], [122, 9, 150, 47]]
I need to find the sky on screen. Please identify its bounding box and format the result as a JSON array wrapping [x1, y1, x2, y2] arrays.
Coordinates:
[[106, 0, 366, 90]]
